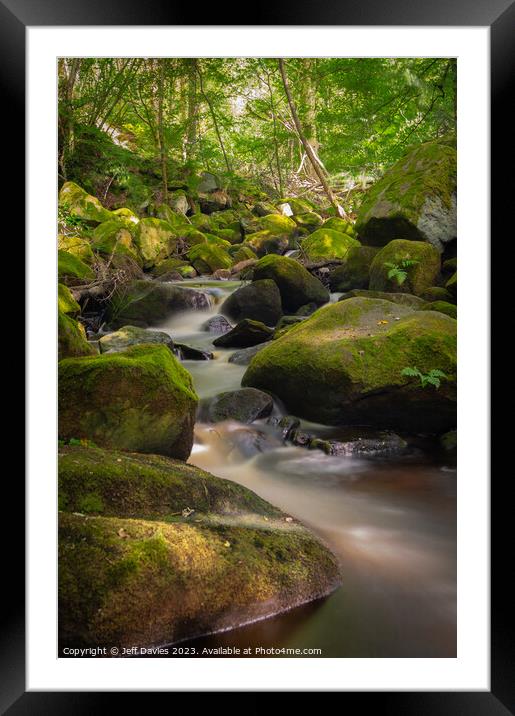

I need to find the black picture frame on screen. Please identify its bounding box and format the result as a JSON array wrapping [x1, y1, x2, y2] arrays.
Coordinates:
[[3, 0, 508, 710]]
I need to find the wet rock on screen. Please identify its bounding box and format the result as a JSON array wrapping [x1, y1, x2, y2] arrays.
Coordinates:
[[252, 254, 329, 312], [213, 319, 274, 348], [201, 314, 233, 334], [212, 268, 232, 280], [328, 246, 379, 291], [228, 343, 268, 365], [338, 289, 425, 309], [290, 430, 312, 447], [228, 427, 283, 458], [310, 433, 407, 457], [268, 415, 300, 440], [369, 239, 441, 296], [295, 303, 319, 316], [58, 445, 341, 650], [221, 280, 283, 325], [440, 429, 457, 451], [203, 387, 274, 424], [99, 325, 173, 353], [174, 344, 213, 360]]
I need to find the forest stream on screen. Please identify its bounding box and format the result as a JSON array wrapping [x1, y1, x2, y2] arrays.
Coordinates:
[[141, 279, 456, 658]]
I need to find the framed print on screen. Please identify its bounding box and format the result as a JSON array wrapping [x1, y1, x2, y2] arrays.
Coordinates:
[[3, 0, 510, 709]]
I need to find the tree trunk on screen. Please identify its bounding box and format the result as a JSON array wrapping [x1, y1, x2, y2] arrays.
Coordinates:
[[195, 60, 232, 173], [278, 59, 345, 217], [185, 59, 198, 162], [157, 60, 168, 198]]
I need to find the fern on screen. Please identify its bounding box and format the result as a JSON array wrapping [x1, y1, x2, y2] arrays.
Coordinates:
[[401, 366, 447, 389], [384, 258, 419, 287]]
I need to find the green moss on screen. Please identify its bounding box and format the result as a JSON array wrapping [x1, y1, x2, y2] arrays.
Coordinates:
[[112, 207, 140, 224], [57, 235, 95, 264], [446, 271, 457, 298], [322, 217, 356, 236], [243, 231, 289, 257], [300, 228, 361, 261], [355, 141, 457, 248], [58, 283, 80, 316], [58, 310, 96, 360], [91, 220, 141, 264], [259, 214, 297, 235], [421, 301, 457, 319], [134, 218, 177, 267], [152, 258, 188, 276], [176, 265, 197, 278], [369, 239, 441, 296], [329, 246, 379, 291], [231, 245, 258, 262], [177, 226, 208, 247], [98, 325, 172, 353], [59, 181, 114, 224], [242, 297, 456, 432], [155, 204, 189, 228], [187, 243, 233, 273], [279, 197, 316, 215], [58, 344, 198, 459], [252, 254, 329, 311], [420, 286, 454, 303], [58, 250, 95, 282]]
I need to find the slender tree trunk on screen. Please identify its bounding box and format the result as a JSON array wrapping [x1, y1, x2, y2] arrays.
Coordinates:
[[194, 60, 232, 173], [157, 60, 168, 198], [300, 59, 326, 180], [264, 67, 284, 197], [185, 59, 198, 162], [278, 59, 345, 217]]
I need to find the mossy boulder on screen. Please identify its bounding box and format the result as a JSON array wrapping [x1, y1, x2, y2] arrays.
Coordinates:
[[57, 235, 95, 264], [106, 280, 211, 329], [154, 204, 189, 229], [420, 286, 454, 303], [98, 326, 173, 353], [59, 181, 113, 224], [230, 245, 258, 263], [152, 258, 188, 277], [278, 197, 315, 216], [187, 243, 233, 274], [221, 279, 283, 325], [446, 271, 457, 298], [91, 220, 141, 264], [252, 255, 329, 312], [58, 448, 340, 649], [168, 190, 189, 215], [300, 228, 361, 262], [58, 250, 95, 283], [328, 246, 379, 291], [134, 218, 177, 267], [421, 301, 457, 319], [59, 345, 198, 459], [244, 231, 289, 258], [112, 207, 140, 224], [293, 212, 323, 231], [369, 239, 441, 296], [322, 217, 357, 236], [177, 226, 208, 247], [58, 311, 96, 361], [259, 214, 297, 235], [242, 297, 457, 433], [338, 288, 425, 309], [213, 319, 274, 348], [176, 265, 197, 279], [355, 140, 457, 250], [58, 283, 80, 316], [443, 257, 457, 274], [203, 387, 274, 424]]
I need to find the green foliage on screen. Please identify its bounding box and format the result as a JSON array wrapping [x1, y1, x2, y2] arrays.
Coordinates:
[[384, 259, 420, 286], [401, 366, 447, 389]]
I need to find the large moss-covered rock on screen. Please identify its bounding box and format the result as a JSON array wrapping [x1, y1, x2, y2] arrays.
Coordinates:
[[355, 140, 457, 250], [57, 235, 95, 264], [221, 279, 282, 325], [58, 250, 95, 282], [98, 325, 173, 353], [322, 217, 357, 236], [58, 311, 95, 360], [301, 228, 360, 262], [244, 231, 289, 258], [329, 246, 379, 291], [252, 255, 329, 312], [91, 220, 141, 264], [59, 181, 113, 224], [278, 197, 316, 216], [112, 207, 140, 224], [58, 447, 340, 649], [106, 280, 211, 329], [134, 218, 177, 267], [421, 301, 457, 319], [187, 243, 233, 273], [59, 345, 198, 459], [152, 258, 188, 277], [58, 283, 80, 316], [293, 212, 323, 231], [420, 286, 454, 303], [259, 213, 297, 236], [242, 297, 456, 432], [338, 288, 425, 309], [154, 204, 189, 229], [369, 239, 441, 296], [229, 245, 258, 263], [446, 271, 457, 299]]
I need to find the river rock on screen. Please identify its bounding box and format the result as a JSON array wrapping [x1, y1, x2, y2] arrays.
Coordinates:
[[58, 283, 81, 317], [203, 387, 273, 424], [174, 343, 213, 360], [338, 289, 425, 309], [300, 228, 361, 262], [420, 301, 457, 320], [58, 250, 95, 283], [59, 181, 114, 224], [420, 286, 454, 303], [228, 343, 268, 365], [201, 314, 233, 334], [134, 218, 177, 267], [58, 234, 95, 264], [99, 325, 173, 353], [252, 255, 329, 312], [58, 445, 341, 650], [213, 319, 274, 348], [228, 427, 284, 458], [59, 345, 198, 459], [329, 246, 379, 291], [243, 232, 289, 258], [169, 190, 189, 215], [310, 432, 407, 457], [368, 239, 441, 296], [187, 243, 233, 273], [242, 297, 457, 433], [58, 311, 96, 361], [212, 268, 232, 280], [221, 279, 283, 325], [355, 139, 457, 250], [106, 280, 211, 329]]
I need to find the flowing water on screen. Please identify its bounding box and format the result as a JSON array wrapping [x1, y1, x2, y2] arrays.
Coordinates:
[[151, 280, 457, 658]]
